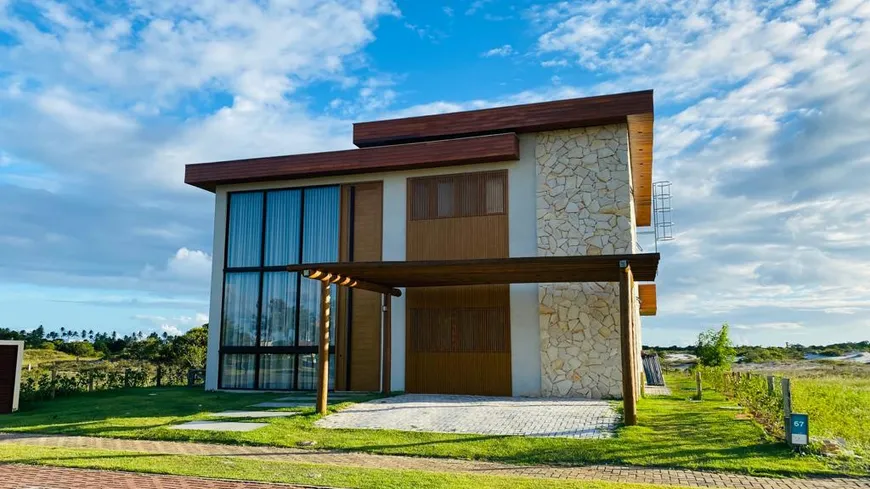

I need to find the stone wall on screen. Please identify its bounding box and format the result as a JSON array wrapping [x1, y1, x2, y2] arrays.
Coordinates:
[[536, 124, 635, 399]]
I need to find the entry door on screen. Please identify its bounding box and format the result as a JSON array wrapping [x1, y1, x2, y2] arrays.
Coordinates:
[[0, 345, 18, 414], [405, 171, 511, 396]]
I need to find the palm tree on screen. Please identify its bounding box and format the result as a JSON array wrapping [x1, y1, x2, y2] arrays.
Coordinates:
[[60, 327, 66, 338]]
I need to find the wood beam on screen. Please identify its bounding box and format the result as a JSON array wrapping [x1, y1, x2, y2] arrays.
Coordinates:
[[300, 269, 402, 297], [619, 261, 638, 426], [382, 293, 392, 394], [316, 280, 331, 415]]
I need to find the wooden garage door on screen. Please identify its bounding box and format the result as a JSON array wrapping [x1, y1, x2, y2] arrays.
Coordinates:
[[405, 170, 511, 396], [0, 345, 18, 414]]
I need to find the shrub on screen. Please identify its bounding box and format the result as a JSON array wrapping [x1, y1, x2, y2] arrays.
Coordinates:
[[58, 341, 96, 358], [696, 324, 735, 367]]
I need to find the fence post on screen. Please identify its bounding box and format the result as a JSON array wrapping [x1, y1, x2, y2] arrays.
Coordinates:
[[88, 371, 94, 392], [156, 366, 162, 388], [781, 377, 792, 444], [124, 368, 131, 388], [50, 367, 57, 400], [767, 375, 774, 396], [695, 370, 703, 399]]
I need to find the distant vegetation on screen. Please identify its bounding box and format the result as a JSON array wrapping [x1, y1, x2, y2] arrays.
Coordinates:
[[647, 340, 870, 364], [0, 325, 208, 401]]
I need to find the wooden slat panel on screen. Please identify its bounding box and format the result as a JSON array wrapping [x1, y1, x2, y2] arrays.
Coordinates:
[[406, 171, 511, 396], [639, 284, 657, 316], [185, 133, 519, 192], [348, 182, 383, 392], [354, 90, 653, 147]]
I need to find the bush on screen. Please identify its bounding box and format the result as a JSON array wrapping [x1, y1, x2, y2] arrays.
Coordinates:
[[696, 324, 735, 367], [57, 341, 96, 358]]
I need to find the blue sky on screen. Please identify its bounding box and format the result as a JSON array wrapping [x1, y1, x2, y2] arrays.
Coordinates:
[[1, 0, 869, 346]]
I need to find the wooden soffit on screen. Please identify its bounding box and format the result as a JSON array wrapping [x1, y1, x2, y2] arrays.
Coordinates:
[[638, 283, 657, 316], [184, 133, 519, 192], [628, 113, 654, 226], [287, 253, 659, 289]]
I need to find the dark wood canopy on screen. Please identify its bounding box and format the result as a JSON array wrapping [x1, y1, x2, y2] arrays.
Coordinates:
[[296, 253, 658, 425], [286, 253, 659, 293]]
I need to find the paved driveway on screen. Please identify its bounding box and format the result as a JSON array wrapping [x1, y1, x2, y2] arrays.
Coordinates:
[[315, 394, 619, 439]]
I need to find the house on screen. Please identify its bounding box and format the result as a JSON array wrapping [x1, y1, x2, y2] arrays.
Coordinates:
[[185, 90, 659, 405]]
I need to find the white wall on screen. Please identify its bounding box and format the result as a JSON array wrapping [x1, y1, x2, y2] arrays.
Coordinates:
[[509, 134, 542, 396], [205, 191, 227, 391]]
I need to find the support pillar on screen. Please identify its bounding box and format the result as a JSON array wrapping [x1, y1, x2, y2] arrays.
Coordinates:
[[381, 293, 392, 394], [316, 281, 331, 414], [619, 261, 638, 426]]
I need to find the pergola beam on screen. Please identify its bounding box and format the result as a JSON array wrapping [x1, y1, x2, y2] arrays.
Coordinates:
[[297, 269, 402, 297]]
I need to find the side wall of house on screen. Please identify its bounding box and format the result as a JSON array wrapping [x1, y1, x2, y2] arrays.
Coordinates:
[[536, 124, 633, 399]]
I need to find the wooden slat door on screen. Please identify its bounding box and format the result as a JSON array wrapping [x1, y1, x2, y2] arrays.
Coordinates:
[[405, 171, 511, 396], [0, 345, 18, 414]]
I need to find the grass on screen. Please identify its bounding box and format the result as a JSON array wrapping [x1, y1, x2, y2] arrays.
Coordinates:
[[0, 444, 689, 489], [767, 366, 870, 456], [1, 374, 862, 478], [22, 349, 101, 366]]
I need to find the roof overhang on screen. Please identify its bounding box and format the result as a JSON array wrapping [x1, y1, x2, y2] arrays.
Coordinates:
[[184, 133, 519, 192], [286, 254, 659, 293], [353, 90, 655, 226]]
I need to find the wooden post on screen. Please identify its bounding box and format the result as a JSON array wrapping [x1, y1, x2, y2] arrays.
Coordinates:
[[381, 293, 392, 395], [619, 261, 638, 426], [782, 377, 792, 443], [695, 370, 703, 400], [316, 281, 331, 414], [124, 368, 130, 388], [767, 375, 775, 396], [88, 371, 94, 392], [50, 367, 57, 400], [156, 365, 162, 387]]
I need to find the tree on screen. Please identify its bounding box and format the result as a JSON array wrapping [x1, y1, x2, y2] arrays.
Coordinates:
[[696, 324, 736, 367], [167, 325, 208, 369]]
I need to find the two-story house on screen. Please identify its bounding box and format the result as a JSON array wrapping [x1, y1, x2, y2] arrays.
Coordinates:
[[184, 90, 659, 412]]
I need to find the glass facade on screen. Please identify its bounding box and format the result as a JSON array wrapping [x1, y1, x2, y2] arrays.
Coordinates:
[[219, 186, 340, 390]]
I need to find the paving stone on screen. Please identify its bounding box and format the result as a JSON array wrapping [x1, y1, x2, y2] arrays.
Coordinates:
[[208, 410, 299, 418], [251, 402, 313, 408], [316, 394, 619, 439], [170, 421, 268, 432], [0, 464, 311, 489], [2, 433, 869, 488]]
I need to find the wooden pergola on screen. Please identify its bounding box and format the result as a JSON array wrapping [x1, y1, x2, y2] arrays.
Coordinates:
[[286, 253, 659, 425]]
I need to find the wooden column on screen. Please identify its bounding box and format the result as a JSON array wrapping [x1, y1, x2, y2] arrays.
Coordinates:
[[381, 293, 392, 394], [316, 280, 331, 414], [619, 262, 638, 426]]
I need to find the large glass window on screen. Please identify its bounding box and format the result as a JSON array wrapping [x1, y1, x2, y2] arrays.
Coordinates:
[[219, 186, 340, 390]]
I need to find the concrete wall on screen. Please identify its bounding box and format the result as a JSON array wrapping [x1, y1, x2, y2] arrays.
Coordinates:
[[536, 124, 634, 399], [204, 153, 542, 395]]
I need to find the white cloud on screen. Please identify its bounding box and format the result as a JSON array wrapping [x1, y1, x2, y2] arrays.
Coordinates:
[[164, 248, 212, 282], [733, 322, 804, 331], [160, 324, 183, 336], [482, 44, 514, 57]]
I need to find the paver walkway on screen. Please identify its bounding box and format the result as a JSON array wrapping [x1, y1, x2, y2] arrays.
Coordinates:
[[316, 394, 619, 439], [0, 463, 314, 489], [2, 432, 869, 488]]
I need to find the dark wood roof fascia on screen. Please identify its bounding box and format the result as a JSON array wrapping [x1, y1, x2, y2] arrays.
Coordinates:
[[185, 133, 520, 192], [353, 90, 654, 147]]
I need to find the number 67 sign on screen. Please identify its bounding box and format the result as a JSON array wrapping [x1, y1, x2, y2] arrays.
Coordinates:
[[789, 413, 809, 446]]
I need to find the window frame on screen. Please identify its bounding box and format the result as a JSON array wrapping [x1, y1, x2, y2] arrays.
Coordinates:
[[218, 186, 338, 391]]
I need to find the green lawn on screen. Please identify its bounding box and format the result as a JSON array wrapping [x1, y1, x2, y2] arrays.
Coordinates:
[[0, 444, 683, 489], [1, 374, 861, 477]]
